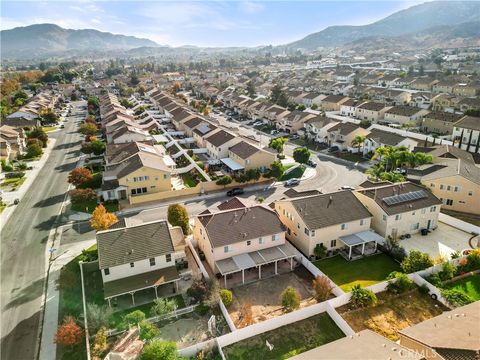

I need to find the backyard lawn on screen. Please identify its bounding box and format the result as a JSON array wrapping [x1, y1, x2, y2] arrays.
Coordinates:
[[443, 273, 480, 301], [338, 289, 449, 341], [222, 313, 345, 360], [314, 254, 401, 291], [181, 172, 199, 188]]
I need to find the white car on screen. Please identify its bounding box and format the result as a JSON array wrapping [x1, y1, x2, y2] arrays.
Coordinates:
[[253, 121, 263, 127], [285, 178, 300, 187], [340, 185, 355, 191]]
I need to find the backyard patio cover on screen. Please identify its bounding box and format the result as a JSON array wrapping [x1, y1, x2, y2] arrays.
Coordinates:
[[220, 158, 244, 171], [215, 244, 297, 276], [339, 230, 385, 247]]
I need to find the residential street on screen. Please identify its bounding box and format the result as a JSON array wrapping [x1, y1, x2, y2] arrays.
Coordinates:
[[0, 101, 85, 360]]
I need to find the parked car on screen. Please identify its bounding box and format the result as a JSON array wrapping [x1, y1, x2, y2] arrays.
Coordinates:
[[328, 146, 340, 153], [285, 178, 300, 187], [60, 124, 65, 129], [306, 159, 317, 167], [253, 121, 263, 127], [270, 130, 280, 135], [340, 185, 355, 191], [289, 134, 300, 140], [227, 187, 244, 196]]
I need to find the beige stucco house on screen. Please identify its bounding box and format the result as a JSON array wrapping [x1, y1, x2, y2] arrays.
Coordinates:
[[228, 141, 276, 171]]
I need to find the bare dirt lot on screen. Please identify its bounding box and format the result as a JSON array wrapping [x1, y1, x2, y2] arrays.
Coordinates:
[[228, 267, 316, 328]]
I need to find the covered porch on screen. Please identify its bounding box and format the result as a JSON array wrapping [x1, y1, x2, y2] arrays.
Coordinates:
[[338, 230, 385, 261], [104, 266, 180, 307], [215, 244, 297, 288], [220, 157, 244, 174]]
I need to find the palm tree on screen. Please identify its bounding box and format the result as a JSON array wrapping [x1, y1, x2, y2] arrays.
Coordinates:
[[366, 164, 384, 180], [351, 135, 367, 155], [413, 152, 433, 167]]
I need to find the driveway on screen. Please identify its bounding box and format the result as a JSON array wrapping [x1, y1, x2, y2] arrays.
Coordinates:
[[0, 101, 86, 360]]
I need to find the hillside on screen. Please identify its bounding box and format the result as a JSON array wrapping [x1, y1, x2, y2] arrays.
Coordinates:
[[1, 24, 158, 59]]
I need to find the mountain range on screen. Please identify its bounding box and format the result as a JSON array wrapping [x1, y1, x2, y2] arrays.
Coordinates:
[[1, 1, 480, 60]]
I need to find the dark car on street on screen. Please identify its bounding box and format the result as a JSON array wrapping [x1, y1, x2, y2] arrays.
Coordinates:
[[227, 187, 244, 196]]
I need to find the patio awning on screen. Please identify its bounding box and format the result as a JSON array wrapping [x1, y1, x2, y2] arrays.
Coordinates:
[[103, 266, 180, 299], [339, 230, 384, 247], [220, 158, 244, 171]]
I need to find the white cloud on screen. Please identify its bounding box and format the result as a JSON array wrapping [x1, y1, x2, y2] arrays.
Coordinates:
[[238, 1, 264, 14]]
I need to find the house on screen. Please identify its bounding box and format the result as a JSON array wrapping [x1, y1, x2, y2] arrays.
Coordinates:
[[334, 70, 355, 83], [354, 182, 442, 239], [227, 141, 275, 171], [432, 79, 458, 94], [457, 97, 480, 113], [301, 93, 325, 108], [291, 330, 423, 360], [193, 122, 219, 148], [377, 74, 401, 88], [452, 82, 480, 97], [321, 95, 350, 111], [276, 110, 316, 133], [340, 99, 362, 117], [193, 200, 295, 287], [409, 92, 435, 110], [110, 126, 152, 145], [421, 111, 464, 135], [452, 116, 480, 154], [431, 94, 460, 112], [182, 117, 204, 137], [204, 130, 241, 159], [384, 106, 429, 125], [363, 128, 418, 155], [356, 102, 392, 122], [399, 302, 479, 360], [410, 78, 438, 91], [4, 110, 41, 128], [0, 125, 24, 159], [96, 219, 181, 306], [274, 191, 375, 258], [264, 104, 290, 125], [327, 122, 370, 152], [304, 116, 339, 143], [377, 89, 411, 106]]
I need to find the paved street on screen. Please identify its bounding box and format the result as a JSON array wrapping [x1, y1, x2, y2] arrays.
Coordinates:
[[0, 101, 85, 360]]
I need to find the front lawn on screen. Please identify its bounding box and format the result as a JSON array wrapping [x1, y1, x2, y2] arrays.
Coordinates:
[[42, 126, 57, 132], [222, 313, 345, 360], [332, 151, 369, 163], [443, 273, 480, 301], [1, 176, 26, 189], [314, 254, 401, 291], [70, 200, 118, 214], [280, 165, 306, 181]]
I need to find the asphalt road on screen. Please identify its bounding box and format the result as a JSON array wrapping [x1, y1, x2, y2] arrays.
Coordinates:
[[0, 101, 85, 360]]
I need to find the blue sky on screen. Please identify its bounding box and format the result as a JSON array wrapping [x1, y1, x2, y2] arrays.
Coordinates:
[[1, 1, 425, 47]]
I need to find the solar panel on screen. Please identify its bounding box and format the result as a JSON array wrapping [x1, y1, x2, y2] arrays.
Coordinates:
[[383, 190, 427, 206]]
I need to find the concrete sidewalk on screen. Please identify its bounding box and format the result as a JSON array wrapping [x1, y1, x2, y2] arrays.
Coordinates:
[[0, 138, 57, 229]]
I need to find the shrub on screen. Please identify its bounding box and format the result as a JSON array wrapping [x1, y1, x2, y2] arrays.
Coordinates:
[[68, 167, 93, 187], [124, 310, 146, 327], [350, 284, 377, 308], [187, 280, 208, 302], [439, 262, 456, 281], [418, 284, 430, 294], [441, 289, 474, 307], [426, 273, 442, 287], [86, 303, 113, 332], [401, 250, 434, 273], [5, 171, 25, 178], [92, 326, 108, 357], [54, 316, 84, 346], [314, 243, 327, 259], [466, 249, 480, 271], [139, 322, 161, 341], [25, 143, 43, 158], [219, 289, 233, 307], [28, 127, 48, 147], [15, 162, 28, 170], [312, 275, 333, 302], [215, 176, 232, 187], [70, 188, 97, 204], [167, 203, 190, 235], [140, 340, 182, 360], [150, 298, 178, 317], [1, 160, 14, 172], [195, 302, 210, 315], [281, 286, 301, 312], [237, 302, 253, 327], [386, 272, 414, 294]]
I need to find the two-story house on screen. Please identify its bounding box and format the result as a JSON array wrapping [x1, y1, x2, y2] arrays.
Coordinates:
[[204, 129, 241, 159], [327, 122, 370, 152], [227, 141, 276, 171], [452, 116, 480, 154]]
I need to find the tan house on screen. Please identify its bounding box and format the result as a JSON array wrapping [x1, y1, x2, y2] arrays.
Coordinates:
[[274, 191, 375, 258], [384, 106, 429, 125], [421, 111, 464, 135], [399, 302, 479, 360], [227, 141, 275, 171], [327, 123, 370, 152], [193, 199, 296, 287], [452, 82, 480, 97], [354, 182, 442, 239], [356, 102, 392, 122], [276, 110, 316, 133], [321, 95, 350, 111]]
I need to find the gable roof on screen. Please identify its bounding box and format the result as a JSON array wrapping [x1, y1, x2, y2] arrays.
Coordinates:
[[229, 141, 260, 159], [205, 129, 235, 147], [367, 128, 412, 146], [454, 115, 480, 131], [327, 122, 362, 135]]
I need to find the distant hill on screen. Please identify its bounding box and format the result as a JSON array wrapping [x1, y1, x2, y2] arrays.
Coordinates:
[[286, 1, 480, 50], [1, 24, 158, 59]]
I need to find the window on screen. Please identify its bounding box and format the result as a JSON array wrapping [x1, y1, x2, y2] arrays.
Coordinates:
[[382, 214, 387, 221], [468, 191, 473, 196], [430, 183, 435, 188], [104, 268, 110, 276], [224, 246, 231, 253], [360, 219, 365, 226], [272, 234, 279, 241], [166, 254, 172, 262], [130, 262, 135, 268], [445, 199, 453, 206], [447, 185, 451, 191], [131, 187, 147, 195], [311, 230, 315, 237], [164, 174, 168, 179], [246, 240, 251, 246], [304, 227, 310, 235], [411, 223, 420, 230], [395, 214, 402, 221], [430, 206, 437, 212], [259, 237, 265, 245], [145, 176, 149, 181], [341, 223, 347, 230], [149, 258, 156, 266], [440, 184, 445, 190], [330, 240, 337, 247], [421, 209, 426, 214], [454, 186, 460, 192], [142, 187, 147, 193]]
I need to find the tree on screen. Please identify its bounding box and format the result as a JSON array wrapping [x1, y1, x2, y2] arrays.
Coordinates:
[[187, 280, 208, 302], [68, 167, 93, 187], [297, 104, 306, 111], [54, 316, 83, 346], [87, 96, 100, 109], [40, 108, 58, 124], [90, 140, 106, 155], [167, 204, 190, 235], [124, 310, 146, 327], [246, 81, 255, 97], [150, 298, 178, 317], [80, 142, 93, 154], [70, 188, 97, 204], [141, 340, 182, 360], [28, 127, 48, 147], [350, 285, 377, 308], [139, 322, 161, 341], [281, 286, 301, 312], [351, 135, 366, 154], [401, 250, 433, 273], [311, 103, 318, 110], [245, 168, 261, 182], [25, 143, 43, 158], [386, 272, 414, 294], [293, 147, 311, 164], [314, 243, 327, 259], [269, 137, 288, 154], [269, 161, 284, 179], [216, 175, 232, 188], [87, 303, 113, 333], [92, 326, 108, 357], [312, 275, 332, 302], [78, 122, 97, 136], [90, 204, 118, 231], [219, 289, 233, 307], [359, 119, 371, 129]]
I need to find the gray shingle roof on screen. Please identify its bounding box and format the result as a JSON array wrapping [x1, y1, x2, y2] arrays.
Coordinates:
[[97, 220, 175, 269], [205, 130, 235, 147], [228, 141, 260, 159]]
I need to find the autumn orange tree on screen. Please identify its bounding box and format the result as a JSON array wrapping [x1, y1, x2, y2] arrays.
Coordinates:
[[90, 204, 118, 231], [54, 316, 83, 346], [68, 167, 93, 187], [78, 122, 98, 136]]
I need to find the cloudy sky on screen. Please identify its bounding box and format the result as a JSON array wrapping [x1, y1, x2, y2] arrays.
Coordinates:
[[1, 1, 424, 47]]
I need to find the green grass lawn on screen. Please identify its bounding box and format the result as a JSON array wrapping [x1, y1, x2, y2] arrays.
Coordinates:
[[0, 203, 6, 213], [42, 126, 57, 132], [280, 165, 306, 181], [181, 172, 199, 188], [222, 313, 345, 360], [314, 254, 401, 291], [0, 176, 26, 190], [70, 200, 119, 214], [333, 152, 369, 163], [443, 274, 480, 301]]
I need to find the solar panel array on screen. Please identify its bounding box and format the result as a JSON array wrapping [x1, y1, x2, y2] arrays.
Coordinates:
[[383, 190, 428, 206]]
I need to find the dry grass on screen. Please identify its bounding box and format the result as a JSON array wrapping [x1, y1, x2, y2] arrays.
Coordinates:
[[338, 289, 449, 341]]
